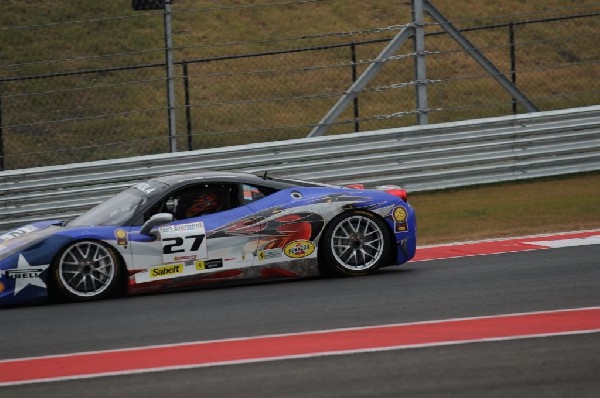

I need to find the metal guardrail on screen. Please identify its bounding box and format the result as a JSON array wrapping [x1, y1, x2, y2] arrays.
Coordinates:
[[1, 105, 599, 232]]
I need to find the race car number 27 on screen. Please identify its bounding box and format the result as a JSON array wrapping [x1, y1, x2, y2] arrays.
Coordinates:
[[163, 235, 205, 254], [159, 222, 208, 263]]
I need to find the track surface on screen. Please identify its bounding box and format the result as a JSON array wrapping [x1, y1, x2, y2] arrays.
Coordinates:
[[1, 240, 599, 396]]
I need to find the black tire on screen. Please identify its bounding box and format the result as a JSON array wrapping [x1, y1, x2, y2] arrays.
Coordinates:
[[51, 240, 122, 302], [320, 210, 392, 276]]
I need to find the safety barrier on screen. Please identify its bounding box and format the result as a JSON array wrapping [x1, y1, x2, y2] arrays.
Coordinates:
[[1, 105, 599, 232]]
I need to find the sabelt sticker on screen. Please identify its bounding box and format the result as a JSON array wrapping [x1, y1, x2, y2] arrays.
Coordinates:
[[195, 259, 224, 270], [393, 207, 407, 222], [284, 240, 315, 259], [115, 229, 128, 245], [150, 263, 184, 279]]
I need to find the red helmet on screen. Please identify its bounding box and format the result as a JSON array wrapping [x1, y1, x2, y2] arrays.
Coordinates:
[[186, 192, 220, 218]]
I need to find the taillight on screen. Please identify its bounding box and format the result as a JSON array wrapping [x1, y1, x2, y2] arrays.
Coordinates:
[[385, 189, 408, 202], [345, 184, 365, 189]]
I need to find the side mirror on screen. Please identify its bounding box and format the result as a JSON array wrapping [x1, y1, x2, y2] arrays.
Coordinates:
[[140, 213, 173, 235]]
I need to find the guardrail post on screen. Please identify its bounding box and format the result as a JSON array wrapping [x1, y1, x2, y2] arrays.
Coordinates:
[[182, 61, 193, 151], [308, 27, 413, 137], [164, 0, 177, 152], [509, 22, 517, 115], [0, 82, 4, 171], [424, 0, 539, 113], [350, 42, 360, 132], [412, 0, 429, 125]]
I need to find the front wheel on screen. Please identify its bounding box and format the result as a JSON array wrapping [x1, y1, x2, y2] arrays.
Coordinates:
[[51, 240, 122, 302], [320, 211, 391, 276]]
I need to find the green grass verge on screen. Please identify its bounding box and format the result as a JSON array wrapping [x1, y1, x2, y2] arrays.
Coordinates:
[[409, 172, 600, 245]]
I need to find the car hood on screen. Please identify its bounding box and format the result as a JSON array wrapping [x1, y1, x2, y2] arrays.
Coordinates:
[[0, 220, 64, 262]]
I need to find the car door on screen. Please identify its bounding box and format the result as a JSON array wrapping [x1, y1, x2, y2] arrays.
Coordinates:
[[128, 183, 259, 285]]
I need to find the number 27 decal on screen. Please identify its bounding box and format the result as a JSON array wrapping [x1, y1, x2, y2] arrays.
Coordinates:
[[159, 222, 208, 263], [162, 234, 205, 254]]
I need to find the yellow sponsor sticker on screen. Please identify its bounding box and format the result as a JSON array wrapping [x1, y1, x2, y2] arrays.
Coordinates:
[[150, 263, 184, 278], [0, 281, 4, 294], [195, 259, 223, 270], [115, 229, 128, 245], [393, 207, 407, 222], [284, 240, 316, 259]]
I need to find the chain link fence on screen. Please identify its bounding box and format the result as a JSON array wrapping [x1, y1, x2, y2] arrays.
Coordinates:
[[1, 0, 598, 170]]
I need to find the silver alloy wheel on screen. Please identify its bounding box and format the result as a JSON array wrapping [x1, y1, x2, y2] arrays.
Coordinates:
[[330, 214, 385, 271], [57, 241, 116, 297]]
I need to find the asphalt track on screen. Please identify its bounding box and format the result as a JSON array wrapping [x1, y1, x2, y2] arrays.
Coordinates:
[[1, 241, 599, 397]]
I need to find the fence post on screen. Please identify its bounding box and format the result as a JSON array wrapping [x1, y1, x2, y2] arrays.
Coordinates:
[[412, 0, 429, 125], [509, 22, 517, 115], [0, 82, 4, 171], [350, 42, 360, 132], [163, 0, 177, 152], [182, 61, 193, 151]]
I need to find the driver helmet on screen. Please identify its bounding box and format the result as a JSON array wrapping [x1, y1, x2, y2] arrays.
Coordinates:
[[181, 191, 221, 218]]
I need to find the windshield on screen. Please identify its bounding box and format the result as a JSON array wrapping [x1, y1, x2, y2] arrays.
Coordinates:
[[69, 183, 162, 227]]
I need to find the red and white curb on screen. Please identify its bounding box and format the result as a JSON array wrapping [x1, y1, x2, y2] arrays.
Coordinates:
[[1, 307, 599, 387], [413, 229, 600, 262], [1, 230, 599, 387]]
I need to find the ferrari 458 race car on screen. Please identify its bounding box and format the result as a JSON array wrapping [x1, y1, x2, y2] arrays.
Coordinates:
[[0, 171, 416, 306]]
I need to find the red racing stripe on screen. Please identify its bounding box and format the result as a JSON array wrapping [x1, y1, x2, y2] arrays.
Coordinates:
[[1, 307, 599, 386]]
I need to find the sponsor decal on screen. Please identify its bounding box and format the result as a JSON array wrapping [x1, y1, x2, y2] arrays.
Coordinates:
[[159, 222, 204, 233], [257, 248, 282, 261], [0, 281, 4, 294], [133, 182, 156, 195], [174, 255, 197, 262], [395, 223, 408, 232], [150, 263, 184, 278], [284, 240, 315, 259], [0, 225, 38, 242], [4, 269, 45, 279], [393, 206, 408, 232], [160, 222, 207, 264], [195, 259, 224, 270], [393, 207, 407, 222], [115, 229, 128, 246], [4, 255, 49, 295]]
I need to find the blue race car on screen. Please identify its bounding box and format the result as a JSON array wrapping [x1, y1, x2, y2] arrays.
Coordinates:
[[0, 171, 416, 306]]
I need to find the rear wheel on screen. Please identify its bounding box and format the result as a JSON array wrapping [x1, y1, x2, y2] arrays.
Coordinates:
[[320, 211, 391, 276], [52, 240, 122, 302]]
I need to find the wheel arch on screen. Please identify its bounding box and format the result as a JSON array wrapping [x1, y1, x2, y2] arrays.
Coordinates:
[[317, 208, 396, 275]]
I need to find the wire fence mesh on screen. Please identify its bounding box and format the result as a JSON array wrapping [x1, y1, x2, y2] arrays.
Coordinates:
[[0, 0, 598, 170]]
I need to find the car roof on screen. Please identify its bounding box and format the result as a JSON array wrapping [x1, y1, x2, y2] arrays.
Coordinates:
[[150, 171, 299, 190]]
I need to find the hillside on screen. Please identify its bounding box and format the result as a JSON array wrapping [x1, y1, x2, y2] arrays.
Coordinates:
[[1, 0, 598, 169]]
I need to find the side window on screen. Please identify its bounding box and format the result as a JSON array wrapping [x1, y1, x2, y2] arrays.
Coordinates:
[[139, 184, 238, 223], [241, 184, 276, 205], [172, 184, 236, 220]]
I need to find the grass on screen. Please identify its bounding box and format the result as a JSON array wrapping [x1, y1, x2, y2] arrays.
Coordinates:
[[1, 0, 599, 169], [410, 172, 600, 245]]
